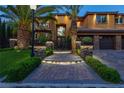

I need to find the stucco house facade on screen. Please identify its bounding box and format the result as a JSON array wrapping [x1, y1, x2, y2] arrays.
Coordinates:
[[35, 11, 124, 50]]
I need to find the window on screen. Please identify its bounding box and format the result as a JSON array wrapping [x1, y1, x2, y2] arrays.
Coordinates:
[[57, 26, 65, 36], [115, 17, 123, 24], [96, 15, 107, 24]]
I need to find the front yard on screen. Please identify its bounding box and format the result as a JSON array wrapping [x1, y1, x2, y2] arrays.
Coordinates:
[[0, 49, 30, 76], [0, 47, 54, 82], [0, 48, 123, 85]]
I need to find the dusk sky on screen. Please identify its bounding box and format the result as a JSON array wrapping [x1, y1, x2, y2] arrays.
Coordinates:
[[0, 5, 124, 17], [78, 5, 124, 16]]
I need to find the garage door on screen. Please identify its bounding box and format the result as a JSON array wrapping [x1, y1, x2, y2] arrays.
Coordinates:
[[122, 36, 124, 49], [100, 36, 115, 49]]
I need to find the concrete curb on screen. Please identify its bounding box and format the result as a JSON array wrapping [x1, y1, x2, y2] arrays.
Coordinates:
[[0, 76, 6, 82], [0, 83, 124, 88]]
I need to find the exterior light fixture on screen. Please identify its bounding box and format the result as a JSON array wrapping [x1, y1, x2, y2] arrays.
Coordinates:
[[30, 5, 37, 57], [30, 5, 37, 10]]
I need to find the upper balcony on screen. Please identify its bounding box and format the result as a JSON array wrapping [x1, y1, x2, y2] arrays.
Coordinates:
[[35, 22, 52, 32]]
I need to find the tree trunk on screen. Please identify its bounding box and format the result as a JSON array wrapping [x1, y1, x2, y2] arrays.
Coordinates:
[[71, 19, 77, 54], [71, 30, 77, 54], [17, 24, 31, 49]]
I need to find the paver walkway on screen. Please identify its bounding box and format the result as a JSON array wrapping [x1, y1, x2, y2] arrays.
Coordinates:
[[93, 50, 124, 81], [23, 53, 106, 84]]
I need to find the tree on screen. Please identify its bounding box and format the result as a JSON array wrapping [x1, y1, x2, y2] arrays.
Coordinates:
[[0, 18, 2, 48], [0, 19, 13, 48], [59, 5, 83, 54], [1, 21, 6, 48], [0, 5, 56, 49]]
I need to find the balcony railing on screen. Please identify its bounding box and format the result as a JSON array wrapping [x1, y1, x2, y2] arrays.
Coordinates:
[[35, 23, 51, 30]]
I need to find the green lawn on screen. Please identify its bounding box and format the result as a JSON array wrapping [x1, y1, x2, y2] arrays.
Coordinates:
[[0, 49, 30, 76]]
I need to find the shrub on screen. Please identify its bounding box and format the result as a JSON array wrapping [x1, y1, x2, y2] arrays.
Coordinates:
[[38, 34, 48, 45], [80, 48, 93, 59], [85, 56, 121, 83], [82, 37, 93, 45], [45, 48, 53, 56], [6, 57, 41, 82], [76, 48, 81, 55]]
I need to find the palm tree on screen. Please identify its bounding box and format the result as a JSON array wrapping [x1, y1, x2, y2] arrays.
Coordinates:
[[0, 5, 56, 49], [60, 5, 83, 54]]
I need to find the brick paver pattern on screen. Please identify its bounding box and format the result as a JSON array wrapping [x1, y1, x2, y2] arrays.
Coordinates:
[[23, 53, 105, 84]]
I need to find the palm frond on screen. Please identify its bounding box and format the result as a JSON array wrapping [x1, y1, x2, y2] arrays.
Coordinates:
[[36, 16, 57, 23], [59, 5, 84, 18], [35, 6, 56, 16], [7, 6, 18, 18], [0, 6, 8, 14]]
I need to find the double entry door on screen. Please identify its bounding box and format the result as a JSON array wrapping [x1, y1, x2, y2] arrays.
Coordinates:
[[56, 24, 71, 50]]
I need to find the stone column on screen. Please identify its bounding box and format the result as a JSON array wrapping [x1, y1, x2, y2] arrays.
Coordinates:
[[9, 38, 17, 48], [116, 35, 122, 50], [94, 35, 99, 50], [46, 41, 54, 49]]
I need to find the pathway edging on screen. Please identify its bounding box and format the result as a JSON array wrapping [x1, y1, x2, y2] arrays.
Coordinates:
[[0, 83, 124, 88]]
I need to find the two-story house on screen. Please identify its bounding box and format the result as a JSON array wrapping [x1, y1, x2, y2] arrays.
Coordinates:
[[35, 11, 124, 50]]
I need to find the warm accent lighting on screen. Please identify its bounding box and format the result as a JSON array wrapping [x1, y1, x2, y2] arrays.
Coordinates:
[[55, 15, 58, 19], [93, 14, 96, 26], [43, 61, 81, 65], [119, 15, 121, 18], [107, 14, 109, 27], [77, 21, 81, 27], [64, 15, 68, 21]]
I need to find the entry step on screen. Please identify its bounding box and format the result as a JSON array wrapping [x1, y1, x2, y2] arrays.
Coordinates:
[[42, 60, 84, 64], [42, 53, 84, 65]]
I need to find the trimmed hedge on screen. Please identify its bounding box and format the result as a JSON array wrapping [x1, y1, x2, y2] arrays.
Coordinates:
[[82, 37, 93, 45], [85, 56, 121, 83], [0, 48, 14, 52], [45, 48, 53, 56], [5, 57, 41, 82]]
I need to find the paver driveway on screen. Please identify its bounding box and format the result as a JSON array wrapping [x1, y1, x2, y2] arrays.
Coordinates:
[[93, 50, 124, 81], [23, 53, 106, 84]]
